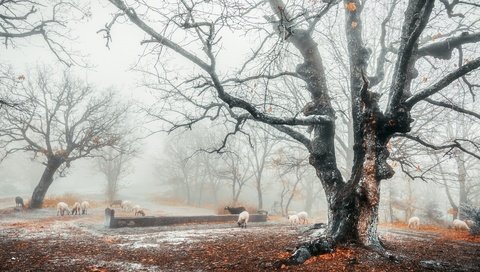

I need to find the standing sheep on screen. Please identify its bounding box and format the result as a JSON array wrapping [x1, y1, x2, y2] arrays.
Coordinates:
[[288, 214, 299, 225], [133, 205, 145, 216], [121, 200, 134, 211], [56, 202, 70, 216], [110, 200, 123, 208], [237, 211, 249, 228], [297, 211, 308, 224], [81, 201, 90, 215], [15, 196, 24, 208], [453, 219, 470, 231], [408, 216, 420, 229], [71, 202, 81, 215]]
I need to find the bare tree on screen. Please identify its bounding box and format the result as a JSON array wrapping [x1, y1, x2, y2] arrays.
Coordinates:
[[0, 67, 128, 208], [246, 125, 278, 210], [106, 0, 480, 262], [98, 144, 136, 203], [217, 149, 254, 206], [273, 148, 310, 216]]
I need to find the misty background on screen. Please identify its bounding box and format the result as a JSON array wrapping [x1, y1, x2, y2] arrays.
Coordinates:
[[1, 0, 479, 224]]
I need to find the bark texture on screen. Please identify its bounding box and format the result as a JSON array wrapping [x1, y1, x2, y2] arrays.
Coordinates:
[[29, 157, 63, 209]]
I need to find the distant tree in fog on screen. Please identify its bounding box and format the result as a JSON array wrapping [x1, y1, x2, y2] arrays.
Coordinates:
[[98, 144, 136, 203], [246, 125, 279, 210], [0, 67, 129, 208], [272, 147, 310, 216], [107, 0, 480, 261]]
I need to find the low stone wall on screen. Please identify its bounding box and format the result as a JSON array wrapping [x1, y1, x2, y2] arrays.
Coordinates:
[[104, 208, 268, 228]]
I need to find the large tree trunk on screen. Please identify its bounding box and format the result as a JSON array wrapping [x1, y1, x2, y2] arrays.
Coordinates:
[[30, 157, 63, 209]]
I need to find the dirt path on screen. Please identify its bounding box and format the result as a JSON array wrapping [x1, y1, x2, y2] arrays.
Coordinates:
[[1, 209, 479, 271]]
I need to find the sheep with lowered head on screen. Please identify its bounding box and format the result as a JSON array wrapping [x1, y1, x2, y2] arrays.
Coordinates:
[[15, 196, 24, 208], [297, 211, 308, 224], [453, 219, 470, 231], [408, 216, 420, 229], [288, 214, 299, 225], [71, 202, 81, 215], [57, 202, 70, 216], [237, 211, 249, 228], [133, 205, 146, 216]]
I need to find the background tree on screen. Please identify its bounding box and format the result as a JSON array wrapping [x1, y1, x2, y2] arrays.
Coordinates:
[[106, 0, 480, 263], [98, 143, 136, 203], [246, 125, 278, 210], [0, 67, 128, 208]]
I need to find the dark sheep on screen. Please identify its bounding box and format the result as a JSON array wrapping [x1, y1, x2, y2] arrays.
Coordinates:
[[15, 196, 24, 208], [224, 206, 246, 214], [110, 200, 123, 207]]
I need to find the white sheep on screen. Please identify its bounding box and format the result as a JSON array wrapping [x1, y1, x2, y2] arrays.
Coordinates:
[[453, 219, 470, 231], [56, 202, 70, 216], [288, 214, 299, 225], [121, 200, 133, 211], [465, 219, 475, 228], [71, 202, 81, 215], [297, 211, 308, 224], [408, 216, 420, 229], [133, 205, 145, 216], [80, 201, 90, 215], [237, 211, 249, 228]]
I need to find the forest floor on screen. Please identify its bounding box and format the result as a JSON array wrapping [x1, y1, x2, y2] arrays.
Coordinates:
[[0, 207, 479, 272]]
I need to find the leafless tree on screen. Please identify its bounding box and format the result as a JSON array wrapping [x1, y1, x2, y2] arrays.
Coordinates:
[[246, 124, 279, 210], [1, 0, 87, 108], [272, 147, 310, 216], [98, 144, 136, 203], [0, 67, 129, 208], [106, 0, 480, 262], [217, 146, 254, 206]]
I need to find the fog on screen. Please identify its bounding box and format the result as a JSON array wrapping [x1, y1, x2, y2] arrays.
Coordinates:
[[1, 1, 479, 224]]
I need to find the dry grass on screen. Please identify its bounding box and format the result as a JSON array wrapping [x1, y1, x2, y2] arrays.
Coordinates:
[[22, 193, 103, 209]]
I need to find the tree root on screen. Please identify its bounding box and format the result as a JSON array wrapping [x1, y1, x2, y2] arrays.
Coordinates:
[[275, 236, 336, 267], [275, 236, 401, 268]]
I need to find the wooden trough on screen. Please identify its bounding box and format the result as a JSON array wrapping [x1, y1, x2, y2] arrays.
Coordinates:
[[104, 208, 268, 228]]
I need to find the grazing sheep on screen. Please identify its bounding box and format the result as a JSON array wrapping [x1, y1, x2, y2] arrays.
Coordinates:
[[121, 200, 134, 211], [224, 206, 246, 214], [110, 200, 123, 207], [80, 201, 90, 215], [71, 202, 81, 215], [57, 202, 70, 216], [453, 219, 470, 231], [288, 214, 299, 225], [465, 219, 475, 228], [15, 196, 24, 208], [133, 205, 145, 216], [237, 211, 249, 228], [408, 216, 420, 229], [297, 211, 308, 224]]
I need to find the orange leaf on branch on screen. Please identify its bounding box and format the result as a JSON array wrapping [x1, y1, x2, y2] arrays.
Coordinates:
[[345, 2, 357, 12]]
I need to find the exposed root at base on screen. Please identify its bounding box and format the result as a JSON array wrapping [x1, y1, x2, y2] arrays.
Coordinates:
[[276, 237, 401, 268], [275, 236, 336, 267]]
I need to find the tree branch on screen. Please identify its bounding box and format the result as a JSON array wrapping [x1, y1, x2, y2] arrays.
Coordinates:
[[404, 57, 480, 108]]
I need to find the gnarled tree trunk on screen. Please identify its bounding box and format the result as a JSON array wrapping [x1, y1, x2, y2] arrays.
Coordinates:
[[29, 157, 63, 209]]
